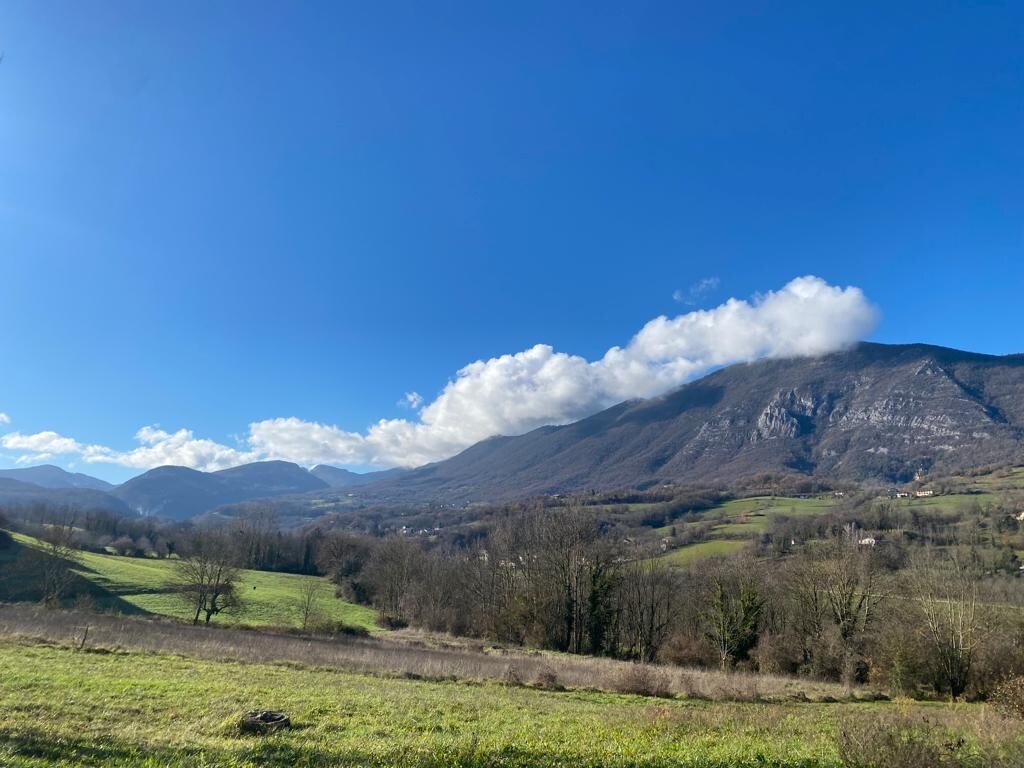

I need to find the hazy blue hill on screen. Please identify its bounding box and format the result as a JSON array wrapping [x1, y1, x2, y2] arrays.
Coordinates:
[[0, 464, 113, 491], [311, 464, 407, 488], [112, 461, 327, 520], [0, 478, 45, 493], [214, 460, 327, 496]]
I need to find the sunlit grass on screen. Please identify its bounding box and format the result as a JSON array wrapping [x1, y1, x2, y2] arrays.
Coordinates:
[[0, 640, 840, 767], [657, 539, 748, 566], [8, 533, 378, 631]]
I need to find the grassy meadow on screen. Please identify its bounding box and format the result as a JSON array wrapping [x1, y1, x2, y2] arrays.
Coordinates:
[[2, 533, 378, 631], [652, 484, 1017, 567], [654, 496, 836, 566], [658, 539, 748, 566], [1, 636, 1020, 768]]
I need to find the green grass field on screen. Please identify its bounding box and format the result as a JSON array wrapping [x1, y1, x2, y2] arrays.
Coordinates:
[[714, 496, 837, 518], [953, 466, 1024, 491], [2, 637, 1019, 768], [652, 496, 837, 566], [0, 638, 1005, 768], [658, 539, 748, 566], [892, 493, 1000, 510], [4, 533, 378, 631]]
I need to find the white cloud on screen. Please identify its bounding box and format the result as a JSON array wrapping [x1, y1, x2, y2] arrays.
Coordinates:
[[0, 412, 10, 425], [0, 276, 878, 472], [1, 426, 257, 473], [248, 275, 877, 468], [82, 427, 260, 471], [673, 276, 721, 304], [2, 430, 85, 456], [399, 392, 424, 409]]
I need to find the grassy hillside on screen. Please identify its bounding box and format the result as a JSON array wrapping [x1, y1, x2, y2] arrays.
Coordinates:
[[658, 539, 748, 566], [654, 496, 836, 566], [1, 638, 1017, 768], [2, 533, 378, 631], [953, 466, 1024, 491], [653, 486, 1014, 567]]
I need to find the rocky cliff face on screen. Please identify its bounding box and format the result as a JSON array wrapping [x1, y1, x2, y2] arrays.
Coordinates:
[[347, 343, 1024, 502]]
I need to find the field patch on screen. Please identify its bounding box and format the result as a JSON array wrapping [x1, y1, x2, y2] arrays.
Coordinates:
[[0, 640, 866, 768], [658, 539, 748, 566], [0, 637, 1017, 768], [4, 533, 377, 631]]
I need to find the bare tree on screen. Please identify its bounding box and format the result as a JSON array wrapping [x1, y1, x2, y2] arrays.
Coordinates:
[[317, 532, 374, 603], [826, 545, 882, 685], [363, 536, 421, 625], [802, 539, 884, 686], [617, 555, 679, 662], [701, 557, 764, 670], [172, 530, 243, 625], [12, 520, 81, 606], [297, 579, 325, 631], [908, 548, 984, 698]]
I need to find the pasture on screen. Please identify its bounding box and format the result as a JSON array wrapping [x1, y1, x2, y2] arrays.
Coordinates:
[[0, 627, 1020, 768], [1, 532, 378, 631], [655, 495, 836, 566]]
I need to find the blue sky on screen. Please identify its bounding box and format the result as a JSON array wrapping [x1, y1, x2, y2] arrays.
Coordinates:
[[1, 2, 1021, 482]]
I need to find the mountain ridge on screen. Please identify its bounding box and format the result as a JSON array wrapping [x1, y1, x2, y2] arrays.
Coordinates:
[[338, 342, 1024, 503], [0, 464, 113, 491], [111, 460, 329, 520], [6, 342, 1022, 517]]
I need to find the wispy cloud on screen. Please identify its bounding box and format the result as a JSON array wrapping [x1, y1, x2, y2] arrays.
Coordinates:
[[0, 412, 10, 425], [0, 276, 878, 472], [398, 392, 424, 410], [672, 276, 721, 305]]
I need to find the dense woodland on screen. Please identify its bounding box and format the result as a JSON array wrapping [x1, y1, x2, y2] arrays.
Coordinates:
[[4, 474, 1024, 701]]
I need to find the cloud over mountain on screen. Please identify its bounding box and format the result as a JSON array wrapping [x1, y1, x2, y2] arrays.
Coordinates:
[[0, 276, 877, 472]]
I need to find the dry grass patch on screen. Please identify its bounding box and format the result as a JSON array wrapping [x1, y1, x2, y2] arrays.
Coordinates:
[[0, 602, 862, 703]]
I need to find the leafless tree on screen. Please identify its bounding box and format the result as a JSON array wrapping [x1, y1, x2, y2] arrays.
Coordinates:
[[362, 536, 421, 624], [700, 556, 763, 669], [617, 555, 679, 662], [12, 519, 81, 606], [793, 539, 884, 686], [907, 548, 985, 698], [297, 579, 325, 631], [172, 530, 243, 625]]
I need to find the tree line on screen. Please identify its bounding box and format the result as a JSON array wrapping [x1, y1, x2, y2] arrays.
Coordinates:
[[5, 487, 1024, 700], [314, 502, 1024, 699]]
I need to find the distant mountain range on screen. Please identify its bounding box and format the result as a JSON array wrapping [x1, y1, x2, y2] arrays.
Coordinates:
[[0, 465, 133, 516], [0, 464, 113, 491], [111, 461, 330, 520], [0, 460, 399, 521], [3, 343, 1023, 519], [310, 464, 405, 488]]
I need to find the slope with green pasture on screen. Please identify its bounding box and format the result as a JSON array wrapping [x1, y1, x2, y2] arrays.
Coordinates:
[[653, 495, 836, 567], [2, 532, 378, 631]]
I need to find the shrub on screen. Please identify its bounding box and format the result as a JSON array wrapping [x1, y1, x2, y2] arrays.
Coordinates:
[[613, 664, 673, 698], [501, 663, 525, 687], [658, 632, 716, 667], [751, 632, 801, 675], [969, 632, 1024, 700], [318, 620, 370, 638], [530, 664, 561, 690], [991, 676, 1024, 720]]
